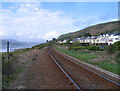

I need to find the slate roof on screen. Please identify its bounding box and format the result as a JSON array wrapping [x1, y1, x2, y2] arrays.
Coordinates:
[[71, 33, 120, 42], [72, 38, 80, 42], [102, 33, 120, 36], [89, 36, 99, 39], [113, 33, 120, 36], [79, 37, 88, 40]]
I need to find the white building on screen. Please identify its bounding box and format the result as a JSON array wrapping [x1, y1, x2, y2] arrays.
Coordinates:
[[57, 39, 67, 43], [58, 33, 120, 45], [70, 38, 80, 43], [108, 33, 120, 45], [89, 36, 99, 44]]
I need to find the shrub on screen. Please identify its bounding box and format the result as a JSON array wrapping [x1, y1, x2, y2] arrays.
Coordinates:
[[79, 43, 89, 46], [106, 45, 114, 54], [112, 41, 120, 51], [87, 46, 99, 51], [2, 55, 5, 61], [72, 43, 81, 47], [114, 52, 120, 63], [69, 46, 87, 50], [98, 46, 107, 51]]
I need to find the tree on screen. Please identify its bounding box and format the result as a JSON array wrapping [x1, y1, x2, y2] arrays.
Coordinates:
[[83, 33, 91, 37], [52, 38, 57, 42], [46, 40, 49, 43], [100, 32, 104, 35]]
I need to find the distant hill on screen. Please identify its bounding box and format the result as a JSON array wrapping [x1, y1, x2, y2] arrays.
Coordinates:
[[58, 21, 120, 40], [1, 39, 38, 45]]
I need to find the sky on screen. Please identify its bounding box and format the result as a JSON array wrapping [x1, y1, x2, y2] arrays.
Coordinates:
[[0, 1, 118, 42]]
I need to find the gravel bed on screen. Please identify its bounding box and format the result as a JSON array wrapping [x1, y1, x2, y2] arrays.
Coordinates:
[[25, 47, 74, 89], [50, 48, 119, 89]]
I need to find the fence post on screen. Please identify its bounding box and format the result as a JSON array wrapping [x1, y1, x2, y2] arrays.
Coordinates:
[[7, 41, 10, 78]]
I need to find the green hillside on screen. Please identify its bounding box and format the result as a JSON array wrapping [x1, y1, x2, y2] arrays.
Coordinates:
[[58, 21, 120, 40]]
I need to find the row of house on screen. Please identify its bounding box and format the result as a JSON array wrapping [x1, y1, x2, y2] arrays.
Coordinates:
[[57, 33, 120, 45]]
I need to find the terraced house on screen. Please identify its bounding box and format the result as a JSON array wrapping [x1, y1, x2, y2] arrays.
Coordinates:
[[59, 33, 120, 45], [108, 33, 120, 45]]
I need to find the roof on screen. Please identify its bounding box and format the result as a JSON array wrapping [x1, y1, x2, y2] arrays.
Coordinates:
[[89, 36, 99, 39], [72, 38, 80, 42], [104, 33, 120, 36], [80, 37, 88, 40], [113, 33, 120, 36], [70, 33, 120, 42]]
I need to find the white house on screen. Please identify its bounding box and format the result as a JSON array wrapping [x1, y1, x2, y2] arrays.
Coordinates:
[[95, 34, 109, 44], [70, 38, 80, 43], [58, 33, 120, 45], [57, 40, 64, 43], [62, 40, 67, 43], [89, 36, 99, 44], [79, 37, 88, 43], [108, 33, 120, 45], [57, 39, 67, 43]]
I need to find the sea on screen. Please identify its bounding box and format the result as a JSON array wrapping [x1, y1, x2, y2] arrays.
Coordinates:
[[0, 44, 37, 53]]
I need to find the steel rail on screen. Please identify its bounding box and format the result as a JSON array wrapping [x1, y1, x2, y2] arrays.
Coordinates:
[[54, 49, 120, 87], [48, 49, 81, 90]]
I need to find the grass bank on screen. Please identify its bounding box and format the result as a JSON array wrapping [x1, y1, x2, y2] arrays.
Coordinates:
[[2, 48, 31, 88], [56, 47, 120, 75], [2, 43, 48, 88]]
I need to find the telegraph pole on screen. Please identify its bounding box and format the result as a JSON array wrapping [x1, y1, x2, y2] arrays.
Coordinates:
[[7, 41, 10, 78]]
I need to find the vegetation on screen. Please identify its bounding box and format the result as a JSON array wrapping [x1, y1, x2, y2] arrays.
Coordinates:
[[114, 51, 120, 63], [83, 32, 91, 37], [2, 49, 29, 88], [67, 44, 107, 51], [106, 41, 120, 54], [58, 41, 120, 52], [56, 47, 99, 61], [2, 42, 49, 88], [55, 40, 120, 75]]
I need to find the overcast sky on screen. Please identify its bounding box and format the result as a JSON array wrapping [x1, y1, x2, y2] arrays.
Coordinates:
[[0, 1, 118, 42]]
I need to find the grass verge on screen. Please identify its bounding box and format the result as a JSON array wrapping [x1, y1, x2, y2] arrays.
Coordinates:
[[2, 63, 25, 88], [56, 47, 119, 75]]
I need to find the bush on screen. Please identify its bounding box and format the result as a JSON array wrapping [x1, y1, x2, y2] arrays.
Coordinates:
[[71, 43, 81, 47], [114, 52, 120, 63], [79, 43, 89, 46], [112, 41, 120, 51], [98, 46, 107, 51], [69, 46, 87, 50], [87, 46, 99, 51], [106, 45, 114, 54]]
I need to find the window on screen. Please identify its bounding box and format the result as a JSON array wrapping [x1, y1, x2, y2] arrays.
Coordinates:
[[115, 38, 119, 40], [109, 40, 113, 42]]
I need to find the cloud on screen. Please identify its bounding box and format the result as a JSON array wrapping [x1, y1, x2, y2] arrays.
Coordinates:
[[1, 2, 78, 41], [44, 31, 59, 40], [0, 31, 8, 38], [108, 18, 118, 22], [1, 2, 117, 42]]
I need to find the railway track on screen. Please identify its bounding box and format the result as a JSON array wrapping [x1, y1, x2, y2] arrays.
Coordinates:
[[48, 49, 81, 90], [48, 47, 120, 90]]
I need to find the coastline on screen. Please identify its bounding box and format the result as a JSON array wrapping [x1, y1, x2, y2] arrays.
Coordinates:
[[0, 48, 29, 53], [0, 44, 36, 53]]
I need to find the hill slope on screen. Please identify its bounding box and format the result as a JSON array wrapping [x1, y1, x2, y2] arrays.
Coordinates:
[[58, 21, 120, 40]]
